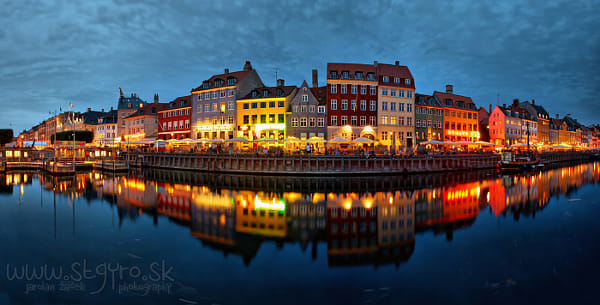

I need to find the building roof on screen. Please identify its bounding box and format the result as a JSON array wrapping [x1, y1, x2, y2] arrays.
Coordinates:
[[434, 91, 477, 111], [239, 85, 297, 100], [125, 103, 169, 119], [415, 93, 442, 108], [327, 63, 377, 80], [118, 93, 147, 110], [376, 63, 414, 88], [159, 95, 192, 111], [310, 86, 327, 105], [192, 70, 252, 92]]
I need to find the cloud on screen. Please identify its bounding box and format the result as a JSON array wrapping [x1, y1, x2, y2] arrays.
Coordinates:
[[0, 0, 598, 132]]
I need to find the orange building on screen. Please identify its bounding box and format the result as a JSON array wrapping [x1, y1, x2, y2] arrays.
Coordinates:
[[434, 85, 479, 142]]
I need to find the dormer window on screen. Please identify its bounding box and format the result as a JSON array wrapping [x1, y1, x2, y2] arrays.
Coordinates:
[[341, 71, 350, 79], [366, 73, 375, 81], [277, 89, 284, 97], [382, 76, 389, 82], [263, 90, 270, 97], [151, 108, 156, 114], [180, 100, 185, 107], [405, 79, 411, 85], [329, 71, 338, 79], [202, 82, 209, 89], [214, 79, 223, 87], [355, 72, 363, 80], [227, 77, 236, 85], [252, 91, 259, 98], [394, 77, 400, 84], [457, 101, 465, 108], [445, 99, 453, 107]]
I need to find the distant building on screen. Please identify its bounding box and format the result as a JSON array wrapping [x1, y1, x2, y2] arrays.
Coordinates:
[[236, 81, 296, 140], [117, 90, 148, 138], [286, 74, 327, 140], [95, 109, 118, 146], [157, 95, 192, 140], [519, 99, 550, 144], [415, 93, 444, 145], [435, 85, 479, 142], [489, 104, 522, 147], [190, 61, 264, 140], [122, 102, 168, 142]]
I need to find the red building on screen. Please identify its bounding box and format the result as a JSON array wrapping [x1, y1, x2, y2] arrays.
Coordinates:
[[158, 95, 192, 140], [326, 63, 378, 140]]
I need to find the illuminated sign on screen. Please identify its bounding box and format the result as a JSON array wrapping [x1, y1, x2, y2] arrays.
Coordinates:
[[255, 124, 285, 133], [254, 195, 286, 211]]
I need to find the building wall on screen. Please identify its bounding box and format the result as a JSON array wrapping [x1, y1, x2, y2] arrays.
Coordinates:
[[377, 85, 415, 148], [326, 80, 378, 140], [158, 107, 191, 140], [236, 90, 295, 140], [415, 104, 443, 144], [286, 83, 327, 139]]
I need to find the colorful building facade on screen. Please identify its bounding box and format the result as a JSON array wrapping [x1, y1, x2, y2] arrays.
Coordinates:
[[157, 95, 192, 140], [435, 85, 479, 142], [415, 94, 444, 144]]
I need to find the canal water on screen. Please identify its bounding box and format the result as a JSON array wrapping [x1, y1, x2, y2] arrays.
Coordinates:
[[1, 163, 599, 305]]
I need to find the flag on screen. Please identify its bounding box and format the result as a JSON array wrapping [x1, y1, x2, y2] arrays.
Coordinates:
[[69, 102, 73, 108]]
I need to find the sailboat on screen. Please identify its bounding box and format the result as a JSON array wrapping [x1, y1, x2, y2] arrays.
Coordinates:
[[498, 121, 543, 173]]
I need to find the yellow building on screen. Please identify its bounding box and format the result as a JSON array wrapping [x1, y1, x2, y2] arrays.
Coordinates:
[[236, 82, 296, 140], [235, 191, 287, 238]]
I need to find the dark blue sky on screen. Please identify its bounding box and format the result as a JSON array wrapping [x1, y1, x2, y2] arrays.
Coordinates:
[[1, 0, 598, 133]]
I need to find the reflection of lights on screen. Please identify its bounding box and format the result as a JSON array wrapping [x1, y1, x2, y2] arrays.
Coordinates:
[[254, 195, 285, 211], [363, 199, 373, 209], [343, 199, 352, 210], [486, 192, 490, 203], [389, 197, 393, 204], [220, 214, 226, 226], [20, 184, 24, 196], [118, 185, 122, 194]]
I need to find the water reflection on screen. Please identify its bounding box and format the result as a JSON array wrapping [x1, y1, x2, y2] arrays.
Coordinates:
[[3, 161, 600, 269]]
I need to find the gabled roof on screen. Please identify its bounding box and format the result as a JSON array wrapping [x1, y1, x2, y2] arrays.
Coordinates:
[[118, 93, 147, 110], [125, 103, 169, 119], [376, 63, 414, 88], [434, 91, 477, 111], [415, 93, 442, 107], [310, 86, 327, 106], [239, 86, 297, 100], [159, 95, 192, 111], [192, 70, 252, 92]]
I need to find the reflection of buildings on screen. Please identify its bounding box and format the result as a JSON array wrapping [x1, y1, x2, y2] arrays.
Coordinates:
[[157, 183, 191, 222], [326, 193, 415, 267], [285, 193, 327, 254], [235, 192, 287, 238], [190, 188, 235, 245]]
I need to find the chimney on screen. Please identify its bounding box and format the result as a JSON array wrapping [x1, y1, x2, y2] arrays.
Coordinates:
[[312, 69, 318, 88], [373, 61, 378, 67], [446, 84, 453, 94], [489, 104, 492, 113], [224, 68, 229, 74], [556, 114, 559, 119], [154, 94, 159, 104], [532, 99, 535, 105], [101, 109, 104, 113], [110, 107, 113, 111], [503, 104, 506, 109], [87, 108, 91, 112], [277, 79, 284, 87], [395, 60, 399, 66], [243, 61, 252, 71], [512, 98, 519, 107]]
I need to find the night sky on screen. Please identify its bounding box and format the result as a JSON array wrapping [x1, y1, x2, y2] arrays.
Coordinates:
[[1, 0, 598, 133]]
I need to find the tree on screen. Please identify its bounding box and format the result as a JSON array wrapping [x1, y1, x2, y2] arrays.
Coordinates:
[[50, 130, 94, 144], [0, 129, 14, 147]]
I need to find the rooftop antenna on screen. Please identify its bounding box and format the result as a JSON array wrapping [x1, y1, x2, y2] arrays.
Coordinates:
[[497, 93, 499, 105], [275, 68, 278, 84]]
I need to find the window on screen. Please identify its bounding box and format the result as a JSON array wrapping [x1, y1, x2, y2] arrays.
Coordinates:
[[228, 101, 234, 110], [331, 99, 337, 110], [278, 101, 284, 107], [331, 116, 337, 126], [382, 88, 388, 96], [292, 118, 298, 127], [370, 87, 376, 95], [243, 103, 249, 109], [212, 103, 218, 112], [360, 116, 366, 126], [309, 105, 315, 113], [309, 118, 316, 127], [205, 104, 210, 112], [269, 114, 275, 123], [407, 104, 412, 112], [394, 77, 400, 84], [351, 85, 357, 94], [162, 123, 166, 130], [260, 114, 266, 123], [318, 105, 325, 113], [351, 116, 357, 126], [341, 71, 350, 79], [391, 89, 396, 97], [302, 95, 308, 102], [399, 103, 405, 112], [260, 102, 266, 108], [243, 115, 250, 124], [212, 91, 218, 98], [399, 117, 405, 126], [370, 101, 376, 111], [383, 76, 389, 82], [390, 102, 397, 111], [381, 116, 388, 125], [407, 91, 413, 98], [269, 101, 275, 108], [300, 117, 307, 127], [251, 102, 257, 109], [301, 105, 307, 112], [407, 118, 412, 126], [390, 116, 396, 125], [361, 86, 367, 94], [168, 122, 172, 130], [360, 100, 366, 111], [341, 116, 347, 125], [228, 116, 234, 124], [317, 118, 325, 127], [405, 79, 411, 85], [341, 100, 348, 110], [330, 85, 337, 94], [370, 116, 376, 126], [382, 102, 388, 111], [351, 100, 356, 110], [341, 85, 347, 94], [468, 113, 472, 119]]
